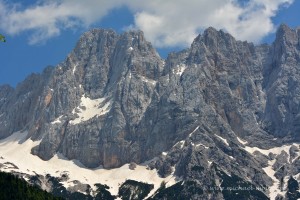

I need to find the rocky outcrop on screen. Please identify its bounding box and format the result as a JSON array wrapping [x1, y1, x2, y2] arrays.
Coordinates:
[[262, 24, 300, 138], [6, 29, 164, 168], [1, 24, 300, 199]]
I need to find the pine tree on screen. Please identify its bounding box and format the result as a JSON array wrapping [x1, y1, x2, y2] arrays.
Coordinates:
[[0, 34, 6, 42], [0, 172, 63, 200]]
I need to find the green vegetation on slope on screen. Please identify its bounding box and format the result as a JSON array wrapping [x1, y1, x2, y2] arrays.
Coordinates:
[[149, 181, 203, 200], [287, 176, 300, 200], [0, 171, 63, 200], [118, 179, 154, 200], [0, 34, 5, 42]]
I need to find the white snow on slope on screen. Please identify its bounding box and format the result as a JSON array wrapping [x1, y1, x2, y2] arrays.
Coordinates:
[[195, 143, 209, 149], [215, 134, 229, 146], [263, 159, 289, 200], [189, 126, 199, 137], [72, 64, 77, 74], [292, 150, 300, 163], [70, 95, 110, 125], [207, 160, 212, 166], [243, 144, 294, 158], [241, 142, 300, 200], [51, 115, 63, 124], [173, 140, 185, 149], [128, 47, 134, 51], [236, 137, 247, 145], [173, 64, 187, 76], [0, 131, 178, 196], [140, 75, 157, 86]]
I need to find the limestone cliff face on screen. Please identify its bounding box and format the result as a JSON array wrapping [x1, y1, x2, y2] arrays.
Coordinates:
[[1, 24, 300, 199], [0, 29, 163, 168], [262, 24, 300, 138]]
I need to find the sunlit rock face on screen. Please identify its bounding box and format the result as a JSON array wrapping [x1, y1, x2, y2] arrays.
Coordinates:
[[1, 24, 300, 199]]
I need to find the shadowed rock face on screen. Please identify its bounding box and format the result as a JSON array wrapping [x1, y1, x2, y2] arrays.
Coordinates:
[[262, 24, 300, 138], [0, 24, 300, 193]]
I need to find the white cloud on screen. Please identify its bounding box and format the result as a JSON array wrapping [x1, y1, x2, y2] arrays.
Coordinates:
[[0, 0, 124, 44], [127, 0, 294, 46], [0, 0, 295, 46]]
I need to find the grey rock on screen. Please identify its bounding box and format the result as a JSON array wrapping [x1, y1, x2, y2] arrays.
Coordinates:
[[262, 24, 300, 138], [2, 24, 300, 199]]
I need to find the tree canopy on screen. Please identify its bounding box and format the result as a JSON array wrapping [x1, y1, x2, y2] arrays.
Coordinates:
[[0, 34, 6, 42], [0, 171, 63, 200]]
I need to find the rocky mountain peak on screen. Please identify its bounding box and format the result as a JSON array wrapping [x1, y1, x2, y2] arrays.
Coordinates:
[[188, 27, 252, 67], [262, 25, 300, 139], [2, 24, 300, 200], [275, 23, 298, 44], [273, 24, 299, 63]]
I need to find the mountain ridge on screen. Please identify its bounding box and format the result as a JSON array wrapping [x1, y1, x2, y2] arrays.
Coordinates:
[[1, 24, 300, 199]]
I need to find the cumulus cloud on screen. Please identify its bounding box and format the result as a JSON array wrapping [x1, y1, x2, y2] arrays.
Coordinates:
[[128, 0, 294, 47], [0, 0, 294, 46], [0, 0, 124, 44]]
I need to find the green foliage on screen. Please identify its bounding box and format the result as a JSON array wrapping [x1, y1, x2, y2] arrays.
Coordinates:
[[0, 34, 5, 42], [287, 176, 300, 200], [149, 181, 203, 200], [159, 181, 166, 190], [191, 165, 205, 172], [118, 180, 154, 200], [214, 166, 269, 200], [45, 175, 68, 198], [32, 174, 96, 200], [0, 171, 63, 200], [94, 183, 115, 200]]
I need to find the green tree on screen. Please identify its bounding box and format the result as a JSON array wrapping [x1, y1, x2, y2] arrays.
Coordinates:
[[0, 34, 6, 42], [0, 171, 63, 200]]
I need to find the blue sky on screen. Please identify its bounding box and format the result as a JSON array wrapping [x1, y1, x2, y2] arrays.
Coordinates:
[[0, 0, 299, 87]]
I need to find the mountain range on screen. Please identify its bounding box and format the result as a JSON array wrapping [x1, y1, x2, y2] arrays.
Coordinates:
[[1, 24, 300, 200]]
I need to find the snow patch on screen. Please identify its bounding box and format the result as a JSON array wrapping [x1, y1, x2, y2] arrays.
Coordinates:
[[128, 47, 134, 51], [162, 152, 168, 156], [263, 159, 287, 200], [236, 137, 247, 145], [292, 150, 300, 163], [0, 131, 178, 196], [72, 64, 77, 74], [173, 140, 185, 149], [189, 126, 199, 137], [244, 144, 293, 157], [208, 161, 212, 166], [172, 64, 187, 76], [140, 76, 156, 86], [51, 115, 63, 124], [195, 143, 209, 149], [242, 142, 300, 199], [228, 156, 234, 160], [70, 95, 110, 125], [215, 134, 229, 146]]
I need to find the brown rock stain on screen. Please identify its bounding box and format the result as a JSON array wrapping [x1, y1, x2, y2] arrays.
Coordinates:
[[44, 91, 52, 107]]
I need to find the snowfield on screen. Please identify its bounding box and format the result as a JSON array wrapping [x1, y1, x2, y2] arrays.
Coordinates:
[[70, 95, 111, 125], [242, 141, 300, 200], [0, 131, 178, 196]]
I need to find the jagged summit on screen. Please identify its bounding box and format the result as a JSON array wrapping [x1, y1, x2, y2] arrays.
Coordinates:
[[1, 24, 300, 199]]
